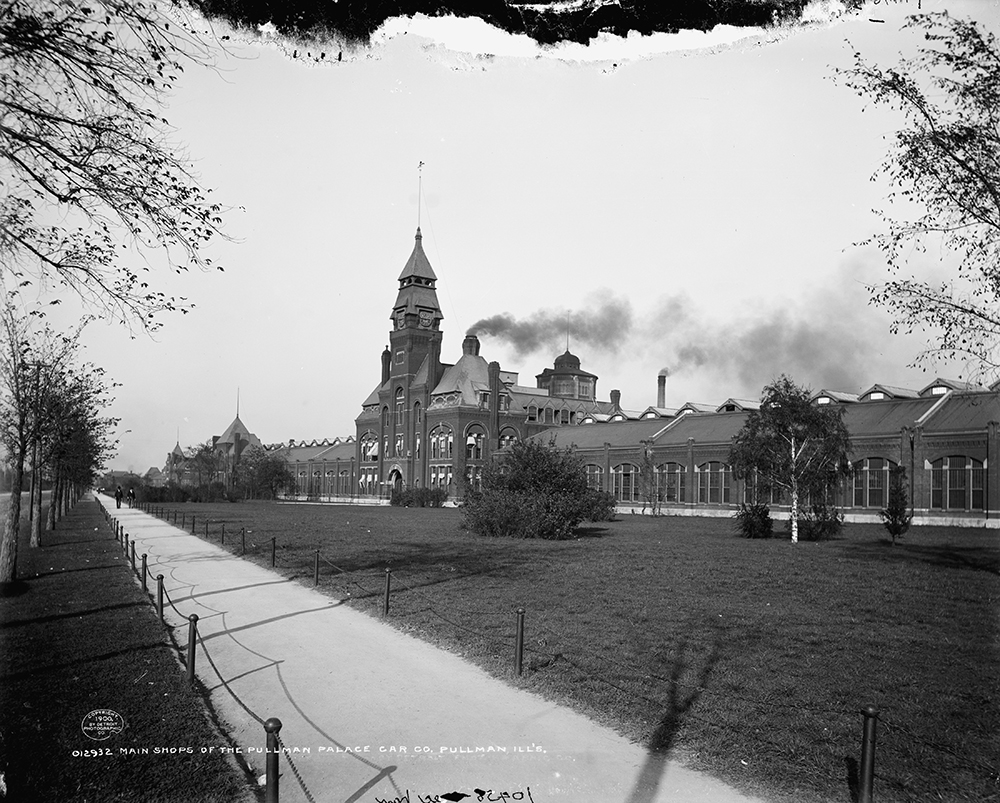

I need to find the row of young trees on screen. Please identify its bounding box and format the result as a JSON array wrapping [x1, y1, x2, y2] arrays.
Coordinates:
[[0, 306, 118, 583]]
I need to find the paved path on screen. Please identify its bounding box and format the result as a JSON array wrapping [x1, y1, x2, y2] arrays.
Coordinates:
[[102, 497, 766, 803]]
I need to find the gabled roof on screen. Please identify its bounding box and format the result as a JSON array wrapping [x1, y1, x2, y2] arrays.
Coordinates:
[[812, 389, 860, 404], [716, 398, 760, 412], [859, 383, 920, 401], [919, 377, 981, 396], [677, 401, 717, 414], [215, 415, 262, 449], [653, 410, 751, 446], [640, 406, 678, 419]]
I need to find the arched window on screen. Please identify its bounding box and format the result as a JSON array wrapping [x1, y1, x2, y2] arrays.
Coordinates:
[[527, 405, 538, 422], [657, 463, 686, 503], [585, 464, 603, 490], [698, 462, 731, 504], [394, 387, 405, 426], [381, 406, 390, 429], [612, 463, 640, 503], [853, 457, 896, 508], [360, 432, 378, 462], [414, 401, 422, 425], [430, 425, 453, 460], [466, 425, 486, 461], [931, 455, 984, 510], [499, 428, 518, 450]]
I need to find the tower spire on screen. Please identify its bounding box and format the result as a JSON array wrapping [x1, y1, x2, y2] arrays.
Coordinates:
[[236, 387, 240, 418], [417, 160, 424, 228]]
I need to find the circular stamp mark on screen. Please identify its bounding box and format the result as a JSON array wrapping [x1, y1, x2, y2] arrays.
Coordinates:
[[81, 709, 125, 741]]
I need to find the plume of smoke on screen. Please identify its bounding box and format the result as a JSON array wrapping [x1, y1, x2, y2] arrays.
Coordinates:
[[468, 295, 633, 356]]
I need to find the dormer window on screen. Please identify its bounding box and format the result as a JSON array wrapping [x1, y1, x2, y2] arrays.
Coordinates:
[[869, 392, 885, 400]]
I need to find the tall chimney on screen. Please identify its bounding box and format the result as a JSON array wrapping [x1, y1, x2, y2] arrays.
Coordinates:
[[610, 389, 621, 410], [657, 374, 666, 408]]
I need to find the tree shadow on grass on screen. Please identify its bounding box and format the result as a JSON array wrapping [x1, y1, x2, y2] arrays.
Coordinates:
[[624, 633, 720, 803], [845, 540, 1000, 575], [570, 526, 612, 539]]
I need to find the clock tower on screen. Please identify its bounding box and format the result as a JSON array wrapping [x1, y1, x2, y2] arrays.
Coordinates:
[[389, 227, 444, 378]]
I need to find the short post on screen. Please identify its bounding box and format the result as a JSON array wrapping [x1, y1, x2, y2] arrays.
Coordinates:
[[241, 527, 246, 555], [141, 554, 148, 593], [156, 575, 164, 624], [130, 541, 136, 573], [859, 705, 879, 803], [221, 523, 226, 544], [514, 607, 526, 676], [205, 521, 208, 537], [181, 513, 185, 529], [191, 514, 196, 534], [271, 537, 276, 567], [123, 532, 129, 557], [186, 614, 199, 683], [314, 550, 320, 586], [264, 718, 282, 803], [382, 568, 391, 617]]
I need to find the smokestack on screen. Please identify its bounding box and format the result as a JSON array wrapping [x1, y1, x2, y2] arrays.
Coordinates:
[[610, 389, 621, 410], [657, 374, 666, 408]]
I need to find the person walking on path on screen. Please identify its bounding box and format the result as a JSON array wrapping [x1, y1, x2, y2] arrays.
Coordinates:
[[114, 485, 123, 509], [127, 488, 135, 508]]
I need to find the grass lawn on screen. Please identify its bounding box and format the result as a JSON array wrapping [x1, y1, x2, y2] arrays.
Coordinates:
[[149, 501, 999, 803], [0, 496, 257, 803]]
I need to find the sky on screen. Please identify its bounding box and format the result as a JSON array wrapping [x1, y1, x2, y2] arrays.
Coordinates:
[[61, 0, 1000, 474]]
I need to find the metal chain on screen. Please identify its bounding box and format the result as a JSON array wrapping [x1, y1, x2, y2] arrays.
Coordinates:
[[275, 733, 318, 803]]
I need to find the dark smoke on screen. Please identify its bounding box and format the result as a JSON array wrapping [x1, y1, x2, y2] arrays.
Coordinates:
[[468, 296, 633, 356]]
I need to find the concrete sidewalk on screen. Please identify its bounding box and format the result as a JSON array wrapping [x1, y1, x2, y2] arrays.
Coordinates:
[[103, 497, 766, 803]]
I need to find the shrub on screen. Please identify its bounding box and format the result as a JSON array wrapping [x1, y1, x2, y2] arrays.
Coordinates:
[[734, 503, 773, 538], [583, 489, 617, 522], [463, 439, 592, 540], [390, 487, 449, 508], [879, 465, 911, 544], [787, 503, 844, 541]]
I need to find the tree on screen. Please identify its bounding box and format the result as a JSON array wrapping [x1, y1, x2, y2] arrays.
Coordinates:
[[879, 465, 912, 545], [729, 376, 851, 543], [185, 440, 220, 487], [0, 304, 115, 582], [236, 445, 293, 499], [463, 438, 592, 540], [836, 13, 1000, 377], [0, 1, 225, 330]]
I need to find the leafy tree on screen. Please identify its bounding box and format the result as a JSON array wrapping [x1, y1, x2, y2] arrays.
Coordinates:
[[185, 440, 221, 487], [729, 376, 851, 543], [463, 438, 592, 540], [236, 445, 294, 500], [0, 1, 225, 330], [835, 13, 1000, 376], [0, 305, 115, 581], [879, 464, 912, 544]]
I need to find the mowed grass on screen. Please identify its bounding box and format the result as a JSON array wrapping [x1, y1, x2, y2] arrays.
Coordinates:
[[150, 501, 999, 803]]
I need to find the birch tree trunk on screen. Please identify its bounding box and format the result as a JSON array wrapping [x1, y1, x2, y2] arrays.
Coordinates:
[[790, 435, 799, 543], [0, 459, 26, 583]]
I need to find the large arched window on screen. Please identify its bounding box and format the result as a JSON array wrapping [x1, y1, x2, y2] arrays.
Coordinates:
[[657, 463, 686, 504], [698, 462, 731, 504], [585, 464, 603, 490], [381, 406, 390, 429], [430, 425, 453, 460], [360, 432, 378, 462], [466, 425, 486, 460], [612, 463, 640, 503], [853, 457, 896, 508], [931, 455, 985, 510]]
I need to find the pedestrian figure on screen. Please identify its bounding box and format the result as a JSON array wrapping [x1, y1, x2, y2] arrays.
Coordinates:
[[127, 488, 135, 508], [115, 486, 123, 509]]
